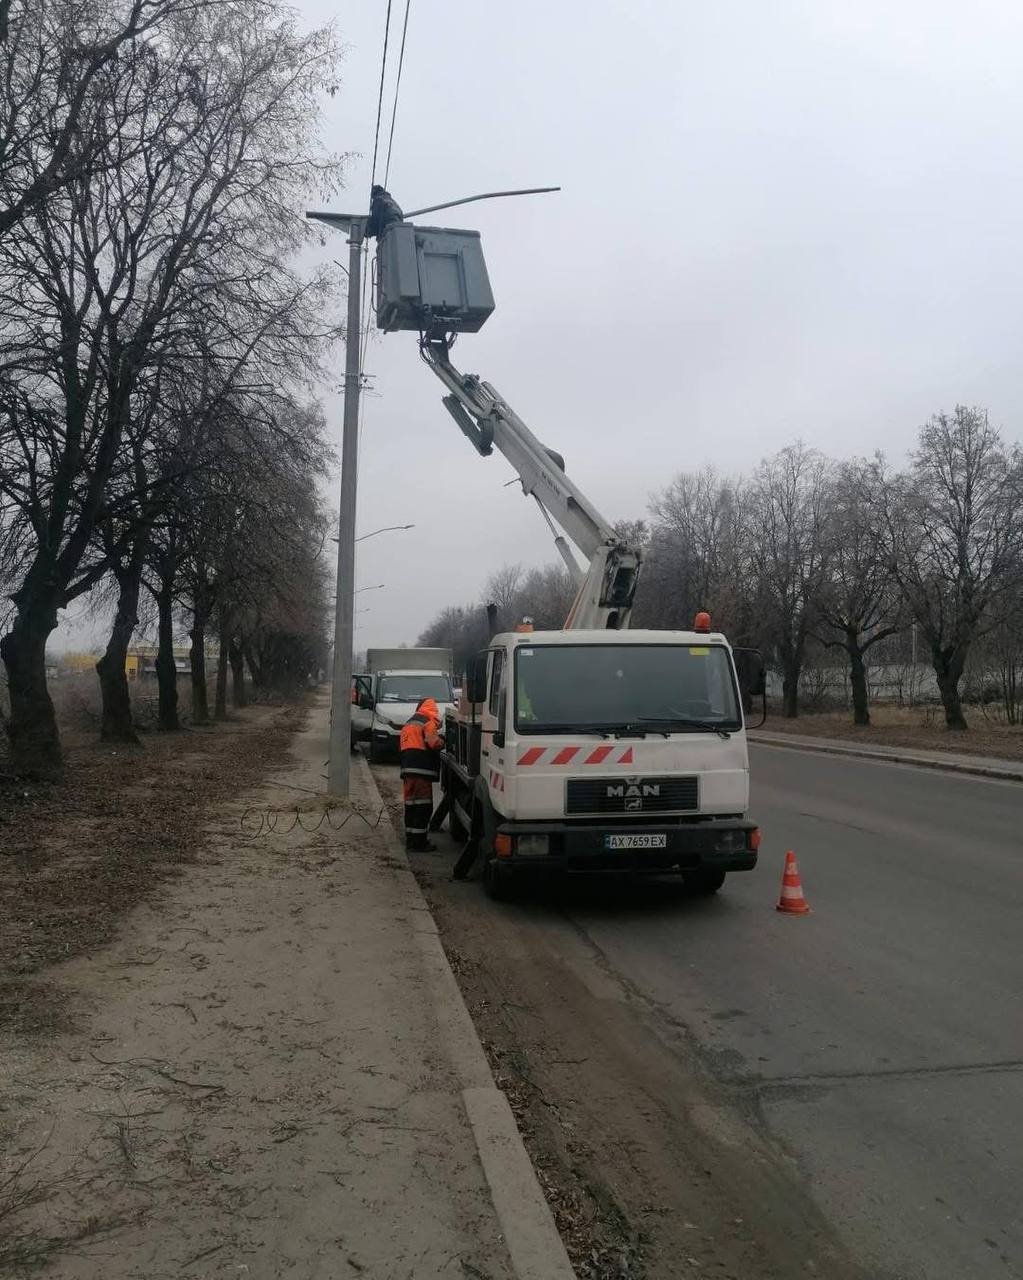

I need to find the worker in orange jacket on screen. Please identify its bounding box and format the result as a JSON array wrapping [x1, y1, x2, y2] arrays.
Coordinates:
[[399, 698, 444, 851]]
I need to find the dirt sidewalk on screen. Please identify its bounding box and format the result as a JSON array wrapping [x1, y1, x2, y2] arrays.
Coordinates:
[[1, 699, 569, 1278]]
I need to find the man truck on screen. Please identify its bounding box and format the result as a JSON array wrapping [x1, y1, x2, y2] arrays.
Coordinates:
[[369, 200, 766, 894]]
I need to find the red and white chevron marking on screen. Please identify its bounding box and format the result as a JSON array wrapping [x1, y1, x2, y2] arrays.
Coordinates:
[[515, 745, 635, 767]]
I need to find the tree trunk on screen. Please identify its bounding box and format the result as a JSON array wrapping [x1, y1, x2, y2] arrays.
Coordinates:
[[190, 620, 209, 724], [0, 607, 62, 778], [244, 641, 263, 689], [155, 584, 179, 731], [847, 635, 870, 726], [229, 639, 247, 708], [932, 645, 968, 730], [778, 634, 803, 719], [214, 608, 229, 719], [96, 566, 142, 744], [781, 672, 799, 718], [937, 670, 968, 730]]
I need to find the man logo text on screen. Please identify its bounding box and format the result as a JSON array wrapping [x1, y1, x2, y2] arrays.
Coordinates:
[[606, 783, 660, 798]]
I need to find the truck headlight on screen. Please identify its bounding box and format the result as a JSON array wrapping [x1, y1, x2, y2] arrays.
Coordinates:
[[515, 834, 549, 857], [715, 829, 746, 852]]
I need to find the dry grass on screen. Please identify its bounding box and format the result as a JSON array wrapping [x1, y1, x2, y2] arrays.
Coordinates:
[[0, 1129, 122, 1276], [0, 681, 307, 1032], [762, 703, 1023, 761]]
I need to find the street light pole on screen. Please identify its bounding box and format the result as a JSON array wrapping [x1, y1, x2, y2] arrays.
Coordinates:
[[309, 210, 365, 797]]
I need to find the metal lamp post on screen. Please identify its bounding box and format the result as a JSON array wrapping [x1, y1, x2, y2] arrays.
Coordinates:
[[307, 210, 365, 797]]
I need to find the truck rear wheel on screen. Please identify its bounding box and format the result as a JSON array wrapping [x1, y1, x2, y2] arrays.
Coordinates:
[[683, 869, 726, 895]]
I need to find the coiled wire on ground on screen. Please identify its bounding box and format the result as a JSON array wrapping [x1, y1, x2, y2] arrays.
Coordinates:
[[240, 799, 387, 839]]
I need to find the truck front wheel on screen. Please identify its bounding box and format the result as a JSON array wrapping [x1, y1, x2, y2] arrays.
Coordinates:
[[448, 798, 468, 842], [482, 856, 514, 901], [473, 781, 514, 900], [683, 869, 726, 895]]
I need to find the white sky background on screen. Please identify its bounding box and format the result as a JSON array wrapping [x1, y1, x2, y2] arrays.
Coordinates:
[[57, 0, 1023, 652]]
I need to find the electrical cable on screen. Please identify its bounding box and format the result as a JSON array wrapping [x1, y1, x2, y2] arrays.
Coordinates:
[[383, 0, 412, 188], [357, 0, 402, 493], [368, 0, 394, 190], [359, 242, 372, 371]]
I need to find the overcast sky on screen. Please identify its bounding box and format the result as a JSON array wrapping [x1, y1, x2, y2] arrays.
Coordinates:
[[57, 0, 1023, 652]]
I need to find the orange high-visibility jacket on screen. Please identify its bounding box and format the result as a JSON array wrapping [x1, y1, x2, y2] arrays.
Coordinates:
[[399, 698, 444, 779]]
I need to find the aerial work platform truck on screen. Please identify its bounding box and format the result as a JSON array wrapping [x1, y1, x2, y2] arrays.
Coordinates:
[[371, 191, 765, 896]]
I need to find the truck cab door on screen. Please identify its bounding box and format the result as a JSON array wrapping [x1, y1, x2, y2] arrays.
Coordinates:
[[479, 648, 506, 765], [351, 675, 374, 740]]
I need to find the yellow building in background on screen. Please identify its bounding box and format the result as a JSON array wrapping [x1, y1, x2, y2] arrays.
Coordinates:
[[59, 650, 156, 680], [61, 651, 100, 674]]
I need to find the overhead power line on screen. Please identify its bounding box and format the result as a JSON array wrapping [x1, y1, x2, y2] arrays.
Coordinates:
[[359, 0, 398, 448], [383, 0, 412, 188], [368, 0, 394, 190]]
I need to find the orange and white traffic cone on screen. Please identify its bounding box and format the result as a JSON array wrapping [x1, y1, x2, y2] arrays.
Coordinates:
[[776, 850, 810, 915]]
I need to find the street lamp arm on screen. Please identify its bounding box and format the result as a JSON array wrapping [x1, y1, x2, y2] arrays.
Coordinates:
[[355, 524, 415, 542], [403, 187, 560, 219]]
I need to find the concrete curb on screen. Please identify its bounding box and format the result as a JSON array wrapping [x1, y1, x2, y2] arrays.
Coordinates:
[[356, 757, 577, 1280], [749, 732, 1023, 783]]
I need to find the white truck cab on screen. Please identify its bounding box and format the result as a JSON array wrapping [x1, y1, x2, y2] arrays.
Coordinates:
[[442, 626, 763, 896]]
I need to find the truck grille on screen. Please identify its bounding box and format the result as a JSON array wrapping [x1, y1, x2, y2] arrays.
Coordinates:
[[565, 776, 699, 816]]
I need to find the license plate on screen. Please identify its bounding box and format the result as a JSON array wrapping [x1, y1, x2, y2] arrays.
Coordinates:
[[604, 833, 667, 850]]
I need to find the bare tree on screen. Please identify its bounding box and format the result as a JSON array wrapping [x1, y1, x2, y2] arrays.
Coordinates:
[[745, 444, 831, 718], [888, 406, 1023, 730], [417, 605, 491, 674], [815, 457, 903, 725], [483, 563, 523, 631], [979, 598, 1023, 725], [0, 0, 192, 241], [0, 0, 341, 773], [638, 469, 754, 638], [513, 564, 576, 629]]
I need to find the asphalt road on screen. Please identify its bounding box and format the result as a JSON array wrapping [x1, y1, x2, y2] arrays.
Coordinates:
[[566, 745, 1023, 1280]]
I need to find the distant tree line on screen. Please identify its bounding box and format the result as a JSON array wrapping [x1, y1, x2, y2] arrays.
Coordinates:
[[0, 0, 344, 777], [419, 406, 1023, 732]]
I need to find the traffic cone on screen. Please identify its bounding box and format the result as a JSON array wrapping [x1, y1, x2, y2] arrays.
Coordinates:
[[776, 850, 811, 914]]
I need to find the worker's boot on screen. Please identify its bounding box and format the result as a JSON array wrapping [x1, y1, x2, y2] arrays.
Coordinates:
[[407, 835, 436, 853]]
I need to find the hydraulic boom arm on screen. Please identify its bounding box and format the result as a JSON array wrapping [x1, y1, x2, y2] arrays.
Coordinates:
[[420, 338, 642, 629]]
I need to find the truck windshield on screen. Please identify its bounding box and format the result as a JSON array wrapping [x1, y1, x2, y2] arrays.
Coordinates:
[[377, 674, 452, 703], [514, 644, 741, 733]]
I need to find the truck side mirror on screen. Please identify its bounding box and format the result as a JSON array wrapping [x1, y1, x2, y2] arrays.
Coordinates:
[[358, 691, 374, 710], [465, 652, 488, 704], [733, 648, 766, 698], [732, 647, 767, 726]]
